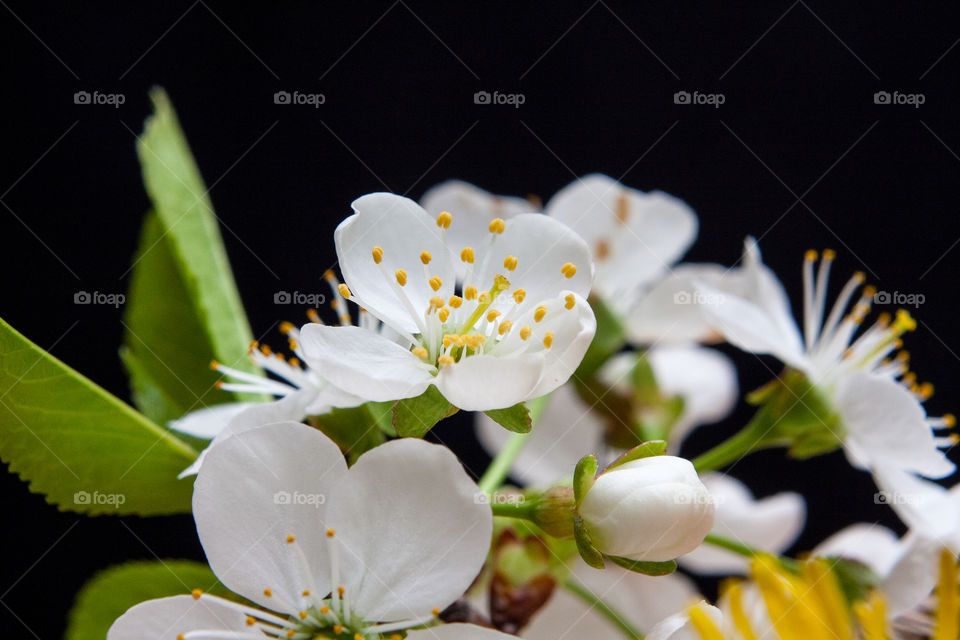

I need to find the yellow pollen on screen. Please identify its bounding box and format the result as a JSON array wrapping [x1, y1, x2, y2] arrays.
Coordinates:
[[337, 586, 345, 596], [565, 293, 575, 310], [355, 635, 364, 640], [877, 312, 892, 327], [432, 607, 441, 616], [299, 611, 308, 620], [477, 292, 490, 304], [286, 535, 295, 544], [209, 359, 219, 370], [486, 309, 501, 322], [320, 606, 330, 614], [919, 382, 935, 398], [893, 309, 917, 333], [420, 250, 433, 264], [429, 276, 443, 291], [438, 355, 455, 366], [561, 262, 577, 278], [463, 334, 486, 349], [245, 616, 255, 626], [543, 331, 555, 349], [513, 289, 526, 303], [903, 372, 917, 387], [853, 270, 866, 282], [489, 218, 506, 234], [449, 295, 463, 308], [503, 255, 518, 271], [326, 528, 335, 537], [443, 334, 463, 348], [499, 320, 514, 335], [279, 321, 295, 334], [520, 326, 532, 340], [260, 344, 273, 356], [191, 589, 203, 600], [439, 307, 450, 322], [390, 636, 402, 640], [465, 286, 478, 300], [178, 636, 185, 640], [461, 247, 475, 263], [395, 269, 407, 286], [945, 414, 956, 427], [372, 246, 384, 264], [334, 626, 344, 635], [307, 308, 321, 323], [823, 248, 836, 260], [214, 380, 224, 390], [263, 588, 272, 597], [302, 590, 310, 596], [429, 295, 445, 310], [286, 630, 294, 639], [863, 285, 877, 298], [412, 346, 428, 359], [804, 249, 818, 261], [323, 270, 335, 281], [436, 211, 452, 229], [338, 283, 351, 298], [534, 306, 547, 322]]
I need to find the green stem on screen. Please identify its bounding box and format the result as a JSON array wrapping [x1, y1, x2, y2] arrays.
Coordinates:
[[692, 415, 777, 472], [477, 394, 551, 496], [703, 533, 798, 572], [489, 499, 537, 520], [563, 578, 644, 639]]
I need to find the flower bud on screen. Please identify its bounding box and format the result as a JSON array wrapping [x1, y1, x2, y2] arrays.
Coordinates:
[[579, 455, 714, 562]]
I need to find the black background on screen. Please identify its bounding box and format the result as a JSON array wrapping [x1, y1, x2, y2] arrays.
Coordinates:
[[3, 2, 960, 637]]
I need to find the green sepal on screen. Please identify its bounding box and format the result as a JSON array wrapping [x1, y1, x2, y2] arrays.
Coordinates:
[[485, 403, 532, 434], [365, 400, 397, 437], [606, 555, 678, 576], [392, 385, 453, 438], [603, 440, 667, 472], [573, 454, 598, 507], [309, 405, 386, 464], [573, 516, 605, 569]]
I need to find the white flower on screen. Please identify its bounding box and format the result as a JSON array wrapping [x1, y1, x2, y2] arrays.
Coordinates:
[[108, 421, 513, 640], [696, 238, 955, 482], [298, 192, 596, 411], [647, 601, 724, 640], [579, 456, 715, 561]]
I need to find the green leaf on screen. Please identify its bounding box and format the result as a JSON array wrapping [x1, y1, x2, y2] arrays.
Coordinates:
[[392, 385, 452, 438], [66, 560, 237, 640], [484, 403, 532, 434], [311, 405, 386, 463], [603, 440, 667, 472], [573, 454, 597, 507], [134, 87, 263, 414], [0, 317, 197, 515], [573, 516, 605, 569], [606, 555, 678, 576], [365, 400, 397, 437]]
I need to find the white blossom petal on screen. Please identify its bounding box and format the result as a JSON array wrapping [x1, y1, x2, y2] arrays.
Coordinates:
[[107, 595, 253, 640], [872, 465, 959, 536], [437, 353, 544, 411], [299, 324, 434, 402], [812, 523, 902, 577], [407, 624, 518, 640], [647, 602, 724, 640], [881, 535, 944, 617], [168, 402, 258, 439], [527, 292, 597, 398], [193, 422, 348, 612], [325, 438, 492, 623]]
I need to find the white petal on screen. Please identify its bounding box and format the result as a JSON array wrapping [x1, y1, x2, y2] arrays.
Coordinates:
[[472, 213, 593, 308], [523, 562, 698, 639], [881, 534, 943, 617], [647, 602, 724, 640], [546, 174, 697, 299], [336, 193, 455, 333], [811, 523, 902, 577], [193, 422, 348, 612], [474, 383, 606, 486], [836, 372, 955, 478], [168, 402, 258, 439], [624, 263, 747, 344], [437, 353, 544, 411], [406, 624, 518, 640], [679, 473, 805, 575], [527, 292, 597, 398], [872, 465, 959, 536], [302, 380, 367, 415], [741, 237, 805, 351], [299, 324, 434, 402], [325, 438, 492, 622], [107, 595, 254, 640]]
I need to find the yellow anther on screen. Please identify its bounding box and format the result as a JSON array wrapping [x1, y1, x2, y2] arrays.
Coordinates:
[[260, 344, 273, 356], [565, 293, 575, 310], [395, 269, 407, 286], [178, 635, 185, 640], [299, 611, 308, 620], [337, 586, 345, 596], [439, 307, 450, 322], [429, 276, 443, 291], [823, 248, 836, 260], [615, 191, 630, 225], [437, 211, 452, 229], [903, 372, 917, 387], [320, 606, 330, 614], [209, 359, 219, 370], [461, 247, 475, 263], [324, 269, 336, 281], [499, 320, 514, 335], [191, 589, 203, 600], [334, 626, 344, 635], [438, 355, 455, 366], [286, 535, 296, 544], [853, 270, 866, 282], [466, 334, 486, 349], [412, 346, 428, 359], [486, 309, 501, 322], [945, 414, 956, 427], [432, 607, 441, 616], [286, 629, 295, 639], [326, 528, 335, 537], [302, 590, 310, 596], [442, 334, 462, 348], [489, 218, 506, 234], [307, 308, 321, 323], [279, 321, 295, 334], [449, 295, 463, 308], [595, 239, 611, 260], [877, 312, 892, 327], [245, 616, 256, 626], [355, 635, 364, 640], [520, 326, 532, 340], [893, 309, 917, 333], [534, 306, 547, 322], [338, 283, 351, 298], [465, 286, 478, 300], [420, 250, 433, 265], [919, 382, 935, 398], [543, 331, 555, 349], [561, 262, 577, 278], [263, 588, 272, 597], [503, 255, 518, 271], [863, 285, 877, 299], [513, 288, 526, 304], [805, 249, 818, 261], [372, 246, 384, 264], [288, 339, 299, 351], [429, 295, 445, 310]]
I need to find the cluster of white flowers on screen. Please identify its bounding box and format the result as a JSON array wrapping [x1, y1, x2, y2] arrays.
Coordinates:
[[113, 175, 957, 640]]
